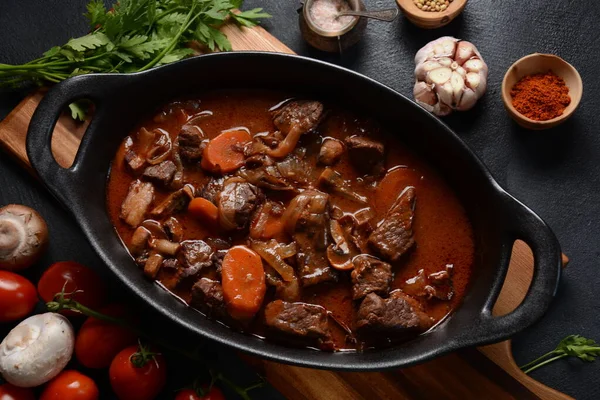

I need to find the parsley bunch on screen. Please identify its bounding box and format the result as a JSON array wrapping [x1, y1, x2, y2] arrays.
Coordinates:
[[520, 335, 600, 374], [0, 0, 269, 90]]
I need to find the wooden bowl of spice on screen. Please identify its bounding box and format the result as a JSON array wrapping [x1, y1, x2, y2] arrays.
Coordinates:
[[502, 53, 583, 130], [396, 0, 468, 29]]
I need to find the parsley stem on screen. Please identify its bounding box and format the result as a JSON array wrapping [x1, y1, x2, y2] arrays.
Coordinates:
[[138, 6, 199, 72], [521, 354, 567, 375], [518, 351, 557, 372]]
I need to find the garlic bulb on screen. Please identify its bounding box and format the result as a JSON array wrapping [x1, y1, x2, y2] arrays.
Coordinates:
[[413, 37, 488, 116]]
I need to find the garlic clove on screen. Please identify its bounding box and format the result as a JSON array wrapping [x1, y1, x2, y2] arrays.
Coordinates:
[[455, 66, 467, 78], [443, 40, 457, 57], [455, 41, 476, 65], [436, 81, 454, 108], [435, 102, 453, 117], [463, 59, 484, 73], [426, 67, 452, 85], [413, 81, 437, 107], [466, 72, 481, 90], [456, 89, 479, 111], [438, 57, 452, 67], [415, 61, 442, 81], [451, 71, 465, 99]]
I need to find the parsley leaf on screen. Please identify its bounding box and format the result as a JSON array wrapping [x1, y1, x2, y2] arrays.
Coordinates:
[[68, 101, 87, 121], [85, 0, 107, 28], [0, 0, 271, 119], [65, 32, 111, 52], [520, 335, 600, 374]]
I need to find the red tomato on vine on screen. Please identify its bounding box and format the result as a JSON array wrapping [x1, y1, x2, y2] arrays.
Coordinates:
[[37, 261, 105, 314], [0, 271, 37, 322], [40, 370, 99, 400], [109, 344, 166, 400], [75, 304, 137, 368]]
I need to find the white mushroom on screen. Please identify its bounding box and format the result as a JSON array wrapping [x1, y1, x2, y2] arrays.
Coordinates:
[[0, 205, 49, 271], [413, 36, 488, 116], [0, 313, 74, 387]]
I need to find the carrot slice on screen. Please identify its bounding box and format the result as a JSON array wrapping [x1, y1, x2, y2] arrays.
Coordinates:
[[188, 197, 219, 225], [201, 129, 251, 173], [221, 245, 266, 320]]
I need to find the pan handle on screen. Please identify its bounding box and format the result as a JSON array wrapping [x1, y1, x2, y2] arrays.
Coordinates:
[[462, 193, 562, 345], [26, 74, 126, 206]]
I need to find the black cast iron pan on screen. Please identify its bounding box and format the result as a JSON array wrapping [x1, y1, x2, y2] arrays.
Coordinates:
[[26, 52, 561, 371]]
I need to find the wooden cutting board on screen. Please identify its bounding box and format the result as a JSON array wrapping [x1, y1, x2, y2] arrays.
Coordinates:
[[0, 21, 572, 400]]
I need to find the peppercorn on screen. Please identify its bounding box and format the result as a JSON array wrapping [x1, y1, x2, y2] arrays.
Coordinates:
[[414, 0, 452, 13]]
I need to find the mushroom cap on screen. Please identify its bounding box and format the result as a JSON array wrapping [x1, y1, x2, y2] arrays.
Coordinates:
[[0, 313, 74, 387], [0, 204, 49, 271]]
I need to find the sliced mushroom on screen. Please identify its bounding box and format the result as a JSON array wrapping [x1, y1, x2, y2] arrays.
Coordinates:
[[129, 226, 151, 257], [150, 184, 195, 219], [0, 205, 49, 271], [317, 168, 368, 204], [144, 252, 164, 279], [150, 239, 180, 256]]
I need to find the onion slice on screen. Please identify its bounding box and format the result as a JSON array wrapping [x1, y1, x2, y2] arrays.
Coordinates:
[[250, 239, 297, 282]]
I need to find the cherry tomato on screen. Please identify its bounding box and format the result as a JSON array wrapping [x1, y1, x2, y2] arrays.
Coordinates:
[[75, 304, 137, 368], [0, 271, 38, 322], [0, 383, 35, 400], [109, 345, 166, 400], [37, 261, 105, 314], [40, 370, 99, 400], [175, 387, 225, 400]]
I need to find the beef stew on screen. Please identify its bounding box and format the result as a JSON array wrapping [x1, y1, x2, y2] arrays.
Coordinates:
[[107, 90, 475, 351]]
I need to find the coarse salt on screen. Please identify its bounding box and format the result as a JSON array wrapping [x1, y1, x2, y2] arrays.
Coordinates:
[[309, 0, 356, 32]]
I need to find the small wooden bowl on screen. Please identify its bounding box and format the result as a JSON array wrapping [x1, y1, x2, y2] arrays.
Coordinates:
[[501, 53, 583, 130], [396, 0, 468, 29]]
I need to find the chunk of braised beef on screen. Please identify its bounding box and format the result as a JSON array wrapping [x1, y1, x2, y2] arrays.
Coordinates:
[[368, 187, 416, 262], [284, 190, 338, 286], [142, 160, 177, 187], [402, 269, 435, 299], [150, 184, 194, 219], [120, 180, 155, 227], [216, 178, 262, 231], [177, 240, 213, 278], [190, 278, 227, 317], [272, 101, 324, 136], [345, 135, 385, 175], [123, 136, 146, 174], [296, 238, 338, 287], [177, 124, 205, 162], [351, 255, 393, 300], [318, 138, 344, 166], [356, 291, 433, 334], [161, 258, 179, 271], [199, 177, 224, 204], [260, 101, 324, 159], [264, 300, 332, 343], [403, 265, 454, 301], [164, 217, 183, 242]]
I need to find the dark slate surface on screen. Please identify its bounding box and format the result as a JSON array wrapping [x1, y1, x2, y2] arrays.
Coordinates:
[[0, 0, 598, 399]]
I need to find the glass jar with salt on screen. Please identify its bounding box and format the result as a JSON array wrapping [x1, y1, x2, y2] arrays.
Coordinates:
[[299, 0, 368, 52]]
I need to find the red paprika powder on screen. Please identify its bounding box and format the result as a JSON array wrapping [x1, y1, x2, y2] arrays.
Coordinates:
[[510, 71, 571, 121]]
